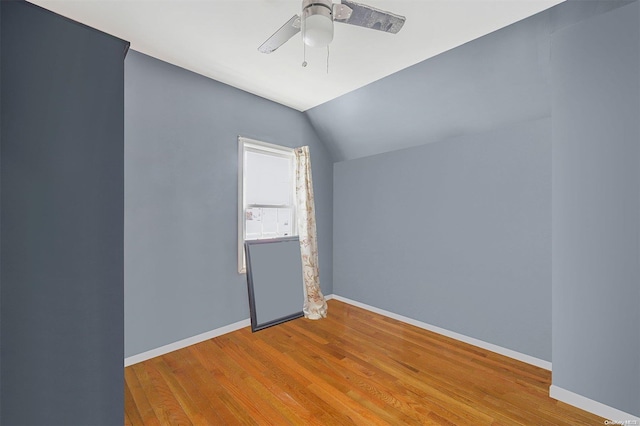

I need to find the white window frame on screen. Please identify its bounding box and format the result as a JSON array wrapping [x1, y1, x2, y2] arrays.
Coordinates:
[[238, 136, 297, 273]]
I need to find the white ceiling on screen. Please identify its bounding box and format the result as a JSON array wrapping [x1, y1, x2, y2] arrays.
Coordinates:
[[28, 0, 564, 111]]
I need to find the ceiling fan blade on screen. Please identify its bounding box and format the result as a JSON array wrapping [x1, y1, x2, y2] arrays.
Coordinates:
[[258, 15, 301, 54], [333, 0, 405, 34]]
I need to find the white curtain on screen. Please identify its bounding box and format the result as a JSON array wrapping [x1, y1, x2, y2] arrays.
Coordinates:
[[295, 146, 327, 319]]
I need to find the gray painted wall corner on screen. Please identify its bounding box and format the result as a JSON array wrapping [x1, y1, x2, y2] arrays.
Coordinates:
[[551, 1, 640, 416], [333, 117, 552, 361]]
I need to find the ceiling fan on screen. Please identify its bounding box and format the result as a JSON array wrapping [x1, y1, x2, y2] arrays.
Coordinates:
[[258, 0, 406, 54]]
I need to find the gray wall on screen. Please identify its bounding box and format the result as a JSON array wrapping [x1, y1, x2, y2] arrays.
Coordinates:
[[334, 118, 552, 360], [1, 1, 128, 424], [0, 0, 3, 419], [551, 1, 639, 416], [306, 0, 631, 161], [125, 51, 333, 357]]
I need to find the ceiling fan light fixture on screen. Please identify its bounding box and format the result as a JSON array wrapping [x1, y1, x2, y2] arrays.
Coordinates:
[[302, 0, 334, 48], [258, 0, 405, 55]]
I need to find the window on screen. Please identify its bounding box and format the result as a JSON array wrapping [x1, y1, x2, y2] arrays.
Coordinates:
[[238, 137, 297, 273]]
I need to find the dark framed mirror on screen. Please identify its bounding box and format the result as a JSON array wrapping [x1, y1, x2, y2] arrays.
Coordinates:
[[244, 236, 304, 332]]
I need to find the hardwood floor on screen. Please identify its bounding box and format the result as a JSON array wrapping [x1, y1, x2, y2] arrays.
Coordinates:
[[125, 299, 604, 425]]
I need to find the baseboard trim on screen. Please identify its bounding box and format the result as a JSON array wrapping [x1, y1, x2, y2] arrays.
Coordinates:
[[550, 385, 640, 422], [330, 294, 552, 370], [125, 294, 338, 367], [124, 292, 551, 370], [124, 318, 251, 367]]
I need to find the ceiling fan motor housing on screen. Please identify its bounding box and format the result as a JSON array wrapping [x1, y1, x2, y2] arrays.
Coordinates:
[[302, 0, 334, 47]]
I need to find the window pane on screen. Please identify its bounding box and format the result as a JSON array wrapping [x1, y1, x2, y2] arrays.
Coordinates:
[[278, 208, 293, 236], [245, 207, 294, 240], [245, 208, 262, 240], [245, 151, 292, 205], [261, 208, 278, 237], [239, 139, 298, 273]]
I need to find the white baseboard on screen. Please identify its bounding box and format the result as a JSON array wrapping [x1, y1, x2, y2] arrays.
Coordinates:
[[330, 294, 552, 370], [125, 293, 549, 369], [124, 294, 337, 367], [124, 318, 251, 367], [550, 385, 640, 422]]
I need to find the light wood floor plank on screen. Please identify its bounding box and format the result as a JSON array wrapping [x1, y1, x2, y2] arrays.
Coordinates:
[[125, 300, 606, 425], [125, 364, 162, 426], [124, 373, 146, 426], [132, 361, 193, 426]]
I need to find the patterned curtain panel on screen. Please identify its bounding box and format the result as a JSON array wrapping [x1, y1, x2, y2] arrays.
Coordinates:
[[294, 146, 328, 319]]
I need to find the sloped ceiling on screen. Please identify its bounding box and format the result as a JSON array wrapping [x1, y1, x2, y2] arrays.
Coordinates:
[[28, 0, 563, 112], [305, 0, 633, 161]]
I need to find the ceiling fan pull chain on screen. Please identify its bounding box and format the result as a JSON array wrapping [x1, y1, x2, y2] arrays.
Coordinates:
[[302, 24, 308, 67], [326, 45, 329, 74]]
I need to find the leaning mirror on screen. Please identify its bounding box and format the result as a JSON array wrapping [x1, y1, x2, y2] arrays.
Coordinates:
[[245, 236, 304, 332]]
